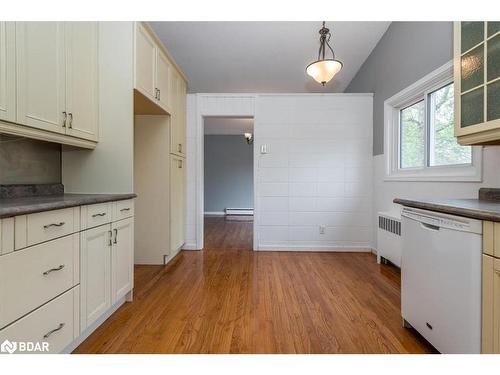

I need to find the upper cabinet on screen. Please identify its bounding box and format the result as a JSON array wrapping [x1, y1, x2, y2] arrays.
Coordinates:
[[454, 22, 500, 145], [0, 22, 99, 148], [0, 22, 15, 123], [133, 22, 187, 157], [134, 23, 174, 114]]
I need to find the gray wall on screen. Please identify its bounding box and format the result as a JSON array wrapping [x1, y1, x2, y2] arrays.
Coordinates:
[[204, 135, 253, 212], [345, 22, 453, 155], [0, 135, 61, 184]]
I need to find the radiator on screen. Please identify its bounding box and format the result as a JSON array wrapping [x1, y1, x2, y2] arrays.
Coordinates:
[[377, 212, 402, 267], [225, 208, 254, 216]]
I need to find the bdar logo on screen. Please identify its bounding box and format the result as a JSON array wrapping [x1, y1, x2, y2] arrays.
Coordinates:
[[1, 339, 17, 354]]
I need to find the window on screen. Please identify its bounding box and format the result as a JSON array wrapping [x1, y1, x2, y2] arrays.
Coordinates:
[[385, 61, 482, 181]]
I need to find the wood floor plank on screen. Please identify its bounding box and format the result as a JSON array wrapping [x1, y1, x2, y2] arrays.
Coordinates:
[[74, 217, 436, 354]]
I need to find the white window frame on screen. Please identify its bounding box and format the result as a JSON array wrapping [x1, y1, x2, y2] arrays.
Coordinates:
[[384, 61, 482, 182]]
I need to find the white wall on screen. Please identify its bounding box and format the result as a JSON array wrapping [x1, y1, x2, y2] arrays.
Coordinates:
[[255, 94, 373, 250], [373, 147, 500, 248], [186, 93, 374, 251], [62, 22, 134, 193]]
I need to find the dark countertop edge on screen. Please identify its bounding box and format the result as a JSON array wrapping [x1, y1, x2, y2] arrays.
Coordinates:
[[0, 193, 137, 219], [393, 198, 500, 223]]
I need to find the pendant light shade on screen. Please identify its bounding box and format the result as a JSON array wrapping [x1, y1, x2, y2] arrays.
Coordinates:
[[306, 22, 343, 86]]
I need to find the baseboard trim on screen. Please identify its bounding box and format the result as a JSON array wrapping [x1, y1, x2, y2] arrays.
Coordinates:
[[204, 211, 225, 216], [257, 245, 373, 252], [182, 241, 200, 250]]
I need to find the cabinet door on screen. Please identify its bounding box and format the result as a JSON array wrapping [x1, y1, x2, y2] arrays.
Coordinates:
[[155, 49, 170, 112], [111, 218, 134, 304], [0, 22, 15, 122], [170, 156, 185, 252], [178, 78, 187, 156], [80, 224, 111, 330], [169, 70, 186, 156], [134, 23, 156, 102], [16, 22, 66, 133], [65, 22, 99, 141], [482, 255, 500, 354]]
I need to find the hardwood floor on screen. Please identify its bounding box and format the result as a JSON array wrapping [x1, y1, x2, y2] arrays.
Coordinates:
[[74, 217, 435, 354]]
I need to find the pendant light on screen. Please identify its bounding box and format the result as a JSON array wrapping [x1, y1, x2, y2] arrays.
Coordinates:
[[306, 22, 343, 86]]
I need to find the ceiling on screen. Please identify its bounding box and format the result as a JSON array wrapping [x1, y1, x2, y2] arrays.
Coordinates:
[[149, 21, 390, 93], [204, 117, 254, 135]]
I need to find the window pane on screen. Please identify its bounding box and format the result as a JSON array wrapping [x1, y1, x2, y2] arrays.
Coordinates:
[[400, 100, 425, 169], [429, 83, 472, 166]]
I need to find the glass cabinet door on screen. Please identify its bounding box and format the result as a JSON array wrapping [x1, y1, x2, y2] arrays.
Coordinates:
[[456, 21, 500, 138]]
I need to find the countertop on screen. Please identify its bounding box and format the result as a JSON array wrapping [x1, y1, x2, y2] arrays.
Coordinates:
[[0, 193, 137, 219], [393, 197, 500, 222]]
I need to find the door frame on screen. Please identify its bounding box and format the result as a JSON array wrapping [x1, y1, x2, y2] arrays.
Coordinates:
[[193, 94, 257, 250]]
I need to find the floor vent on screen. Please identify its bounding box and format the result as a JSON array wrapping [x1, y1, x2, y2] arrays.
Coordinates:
[[377, 212, 402, 267]]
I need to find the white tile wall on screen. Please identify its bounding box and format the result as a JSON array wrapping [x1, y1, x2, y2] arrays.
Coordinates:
[[255, 94, 373, 250], [185, 93, 373, 251]]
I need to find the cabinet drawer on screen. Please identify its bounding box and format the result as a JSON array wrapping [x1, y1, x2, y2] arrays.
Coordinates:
[[81, 202, 112, 230], [0, 234, 79, 329], [0, 286, 79, 354], [26, 207, 79, 247], [113, 199, 134, 221]]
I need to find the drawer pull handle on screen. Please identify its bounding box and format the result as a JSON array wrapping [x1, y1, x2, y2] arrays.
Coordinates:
[[120, 208, 130, 212], [43, 222, 65, 229], [92, 212, 106, 218], [43, 323, 65, 339], [43, 264, 65, 276]]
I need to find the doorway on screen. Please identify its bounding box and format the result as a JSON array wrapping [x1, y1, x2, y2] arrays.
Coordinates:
[[203, 116, 254, 250]]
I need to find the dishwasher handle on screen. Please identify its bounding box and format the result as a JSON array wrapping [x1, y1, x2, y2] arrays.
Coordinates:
[[421, 222, 440, 231]]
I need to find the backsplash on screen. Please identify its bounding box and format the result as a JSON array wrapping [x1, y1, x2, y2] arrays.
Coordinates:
[[0, 134, 61, 185]]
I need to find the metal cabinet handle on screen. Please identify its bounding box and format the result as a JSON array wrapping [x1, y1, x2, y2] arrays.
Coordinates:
[[113, 228, 118, 244], [158, 89, 161, 100], [178, 143, 182, 153], [120, 208, 130, 212], [43, 323, 65, 339], [108, 230, 112, 246], [43, 222, 65, 229], [178, 159, 182, 169], [43, 264, 65, 276], [68, 113, 73, 129], [62, 111, 67, 127], [154, 88, 159, 100], [92, 212, 106, 218]]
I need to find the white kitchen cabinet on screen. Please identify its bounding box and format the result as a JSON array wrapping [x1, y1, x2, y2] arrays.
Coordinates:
[[134, 22, 157, 103], [80, 223, 111, 329], [155, 49, 171, 111], [16, 22, 66, 133], [170, 69, 187, 157], [111, 218, 134, 303], [0, 22, 15, 123], [65, 22, 99, 141], [170, 155, 186, 252]]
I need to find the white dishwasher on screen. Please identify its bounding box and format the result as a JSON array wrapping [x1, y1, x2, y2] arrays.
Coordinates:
[[401, 207, 482, 354]]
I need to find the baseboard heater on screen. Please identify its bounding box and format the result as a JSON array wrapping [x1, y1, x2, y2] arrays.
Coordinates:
[[225, 208, 254, 216]]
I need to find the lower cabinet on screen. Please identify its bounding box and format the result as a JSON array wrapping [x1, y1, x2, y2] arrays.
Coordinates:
[[80, 217, 134, 331], [483, 254, 500, 353], [111, 217, 134, 303], [80, 224, 111, 329]]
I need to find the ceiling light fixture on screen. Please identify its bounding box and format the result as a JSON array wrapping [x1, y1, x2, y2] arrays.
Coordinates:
[[306, 21, 343, 86], [244, 133, 253, 145]]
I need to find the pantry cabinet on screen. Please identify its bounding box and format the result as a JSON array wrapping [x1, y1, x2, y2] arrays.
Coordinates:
[[170, 155, 186, 252], [170, 69, 187, 157], [454, 22, 500, 145], [0, 22, 15, 123], [0, 21, 99, 147]]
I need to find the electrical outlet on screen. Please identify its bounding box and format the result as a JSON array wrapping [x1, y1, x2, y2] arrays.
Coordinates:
[[260, 144, 268, 154], [319, 226, 325, 235]]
